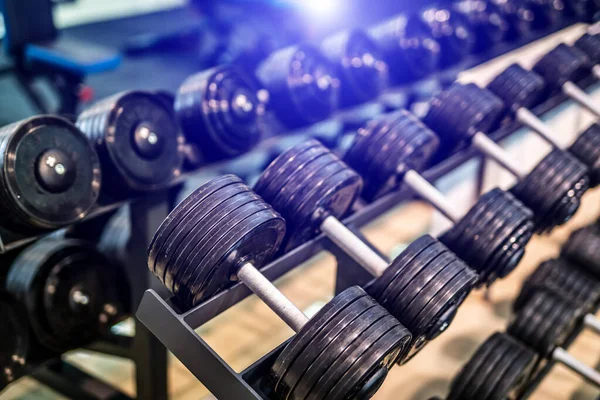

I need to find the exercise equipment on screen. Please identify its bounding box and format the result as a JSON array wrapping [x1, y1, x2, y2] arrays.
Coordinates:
[[452, 0, 509, 52], [0, 116, 101, 233], [343, 110, 535, 286], [562, 225, 600, 276], [255, 140, 477, 359], [147, 174, 410, 399], [0, 292, 29, 390]]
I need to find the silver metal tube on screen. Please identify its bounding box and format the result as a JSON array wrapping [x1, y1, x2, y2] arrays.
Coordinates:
[[593, 65, 600, 81], [472, 132, 529, 179], [320, 216, 389, 276], [584, 313, 600, 335], [516, 107, 563, 149], [552, 347, 600, 388], [404, 170, 462, 224], [563, 81, 600, 118], [236, 262, 309, 332]]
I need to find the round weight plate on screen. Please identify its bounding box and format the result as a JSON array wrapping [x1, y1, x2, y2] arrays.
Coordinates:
[[562, 226, 600, 276], [0, 293, 28, 390], [271, 286, 368, 394], [77, 91, 184, 190], [281, 298, 387, 400], [488, 345, 537, 400], [569, 123, 600, 187], [476, 339, 524, 400], [489, 219, 534, 281], [508, 291, 554, 356], [175, 66, 265, 158], [574, 33, 600, 64], [420, 6, 475, 66], [487, 63, 546, 113], [533, 44, 590, 90], [543, 165, 589, 233], [0, 116, 101, 232], [6, 239, 128, 352]]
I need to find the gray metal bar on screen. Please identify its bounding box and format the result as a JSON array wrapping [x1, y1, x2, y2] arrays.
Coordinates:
[[563, 81, 600, 118], [552, 347, 600, 388], [472, 132, 529, 179], [404, 170, 462, 223], [584, 313, 600, 335], [516, 107, 563, 148]]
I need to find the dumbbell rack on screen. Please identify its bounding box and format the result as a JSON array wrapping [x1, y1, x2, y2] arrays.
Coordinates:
[[135, 72, 598, 398]]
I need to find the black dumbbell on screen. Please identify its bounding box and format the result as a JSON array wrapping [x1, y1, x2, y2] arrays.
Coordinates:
[[6, 238, 129, 353], [320, 29, 389, 108], [515, 258, 600, 313], [147, 175, 410, 399], [343, 110, 535, 285], [533, 43, 600, 118], [562, 226, 600, 276], [175, 65, 266, 162], [0, 292, 28, 390], [488, 63, 600, 187], [77, 90, 184, 193], [0, 116, 101, 233], [368, 14, 441, 84], [508, 290, 600, 387], [419, 5, 475, 66], [490, 0, 535, 40], [424, 83, 589, 233], [452, 0, 510, 52], [525, 0, 566, 29], [256, 45, 340, 130], [254, 141, 477, 359], [447, 332, 537, 400]]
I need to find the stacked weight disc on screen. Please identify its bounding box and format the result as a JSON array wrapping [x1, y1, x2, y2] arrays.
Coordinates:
[[562, 226, 600, 276], [447, 332, 537, 400], [569, 124, 600, 187], [533, 43, 590, 90]]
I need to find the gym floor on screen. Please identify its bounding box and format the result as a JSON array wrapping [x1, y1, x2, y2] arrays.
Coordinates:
[[0, 2, 599, 399]]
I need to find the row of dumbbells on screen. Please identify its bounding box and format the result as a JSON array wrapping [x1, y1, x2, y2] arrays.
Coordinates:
[[443, 225, 600, 399]]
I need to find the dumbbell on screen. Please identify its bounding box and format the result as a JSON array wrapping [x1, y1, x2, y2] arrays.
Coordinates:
[[254, 140, 477, 358], [419, 5, 475, 66], [343, 110, 534, 286], [574, 33, 600, 80], [562, 226, 600, 276], [533, 43, 600, 118], [487, 63, 600, 187], [508, 290, 600, 387], [320, 29, 389, 108], [525, 0, 565, 29], [147, 175, 410, 399], [446, 332, 537, 400], [77, 90, 184, 193], [0, 116, 101, 233], [490, 0, 535, 41], [452, 0, 509, 52], [6, 238, 129, 353], [368, 14, 441, 84], [515, 258, 600, 313], [256, 45, 340, 130], [175, 65, 266, 162], [0, 292, 28, 390], [423, 83, 590, 233]]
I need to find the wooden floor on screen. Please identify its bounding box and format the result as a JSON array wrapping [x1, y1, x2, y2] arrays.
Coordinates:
[[2, 187, 600, 400]]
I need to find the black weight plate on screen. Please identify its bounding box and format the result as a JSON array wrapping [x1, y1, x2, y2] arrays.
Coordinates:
[[562, 227, 600, 276], [343, 117, 386, 176], [175, 197, 267, 306], [447, 333, 506, 400], [149, 175, 239, 278], [508, 291, 554, 356], [301, 313, 406, 400], [543, 164, 589, 232], [574, 33, 600, 64], [0, 293, 28, 389], [166, 184, 257, 294], [374, 237, 446, 311], [0, 116, 101, 232], [326, 324, 409, 400], [477, 339, 524, 400], [370, 235, 438, 300], [255, 140, 328, 205], [489, 219, 534, 281], [282, 299, 387, 400], [189, 206, 285, 306], [271, 286, 368, 393], [489, 345, 537, 400], [569, 124, 600, 187], [487, 63, 546, 113], [533, 44, 591, 89]]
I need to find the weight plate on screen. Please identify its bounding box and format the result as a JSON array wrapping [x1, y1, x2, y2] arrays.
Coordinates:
[[492, 0, 534, 40], [448, 332, 505, 400], [477, 339, 524, 400], [189, 207, 286, 306], [77, 91, 184, 191], [6, 239, 128, 352], [271, 286, 368, 394], [0, 292, 28, 390], [420, 6, 475, 66], [569, 123, 600, 187], [488, 344, 537, 400], [487, 63, 547, 113], [174, 65, 265, 159], [489, 219, 534, 280], [321, 29, 389, 107], [575, 33, 600, 64], [285, 300, 388, 400], [0, 116, 101, 232], [149, 175, 238, 277], [562, 226, 600, 276], [453, 0, 509, 52], [533, 44, 591, 90]]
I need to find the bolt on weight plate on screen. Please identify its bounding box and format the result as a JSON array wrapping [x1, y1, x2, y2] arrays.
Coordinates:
[[77, 91, 184, 192], [6, 238, 129, 353], [0, 292, 29, 390], [562, 226, 600, 277], [487, 63, 547, 114], [174, 65, 266, 160], [0, 116, 101, 233], [569, 123, 600, 187], [533, 44, 591, 90]]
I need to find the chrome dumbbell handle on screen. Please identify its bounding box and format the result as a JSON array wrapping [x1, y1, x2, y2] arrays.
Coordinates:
[[552, 347, 600, 387]]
